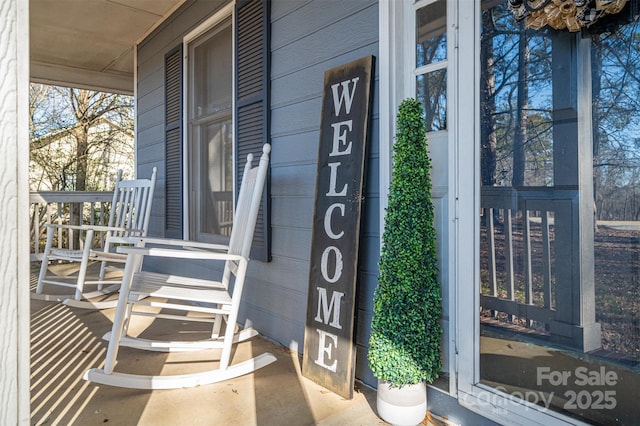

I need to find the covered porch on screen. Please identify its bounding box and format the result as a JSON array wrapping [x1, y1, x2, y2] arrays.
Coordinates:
[[26, 1, 381, 423], [29, 262, 383, 425]]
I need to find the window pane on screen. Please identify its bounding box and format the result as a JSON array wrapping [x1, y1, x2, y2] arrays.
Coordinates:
[[196, 117, 233, 237], [416, 0, 447, 67], [480, 4, 553, 188], [417, 69, 446, 132], [193, 23, 232, 119]]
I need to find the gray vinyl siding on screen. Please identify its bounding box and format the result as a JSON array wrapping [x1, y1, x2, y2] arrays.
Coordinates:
[[135, 0, 380, 387], [270, 0, 380, 387]]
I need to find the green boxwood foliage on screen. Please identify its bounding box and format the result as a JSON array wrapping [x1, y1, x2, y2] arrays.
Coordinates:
[[368, 98, 442, 386]]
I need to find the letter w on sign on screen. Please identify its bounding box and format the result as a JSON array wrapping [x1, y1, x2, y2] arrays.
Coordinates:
[[302, 56, 375, 400]]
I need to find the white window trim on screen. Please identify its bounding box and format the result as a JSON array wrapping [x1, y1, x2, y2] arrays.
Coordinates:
[[415, 61, 448, 76], [454, 0, 476, 402], [181, 2, 235, 240]]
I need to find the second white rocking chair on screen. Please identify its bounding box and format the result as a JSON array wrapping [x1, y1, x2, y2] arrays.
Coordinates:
[[33, 168, 157, 309], [85, 144, 276, 389]]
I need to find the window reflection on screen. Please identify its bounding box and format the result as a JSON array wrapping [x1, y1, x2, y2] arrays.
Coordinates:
[[417, 70, 446, 131], [198, 118, 233, 237], [479, 1, 640, 424], [416, 0, 447, 67], [194, 25, 233, 119], [480, 3, 554, 187], [416, 0, 447, 132]]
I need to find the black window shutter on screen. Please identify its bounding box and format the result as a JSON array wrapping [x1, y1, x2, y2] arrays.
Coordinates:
[[164, 45, 183, 238], [235, 0, 271, 262]]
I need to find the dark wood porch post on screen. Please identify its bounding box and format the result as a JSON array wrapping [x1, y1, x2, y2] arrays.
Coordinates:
[[550, 33, 601, 352]]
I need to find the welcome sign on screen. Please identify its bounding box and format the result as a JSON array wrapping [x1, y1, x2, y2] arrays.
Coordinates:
[[302, 56, 375, 399]]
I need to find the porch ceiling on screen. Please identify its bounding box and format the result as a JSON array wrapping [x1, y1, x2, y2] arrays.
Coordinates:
[[30, 0, 186, 95]]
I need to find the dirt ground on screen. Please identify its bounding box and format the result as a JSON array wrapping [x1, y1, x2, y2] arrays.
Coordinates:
[[593, 226, 640, 361], [480, 220, 640, 365]]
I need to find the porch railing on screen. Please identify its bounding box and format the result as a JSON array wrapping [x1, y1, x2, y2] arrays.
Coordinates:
[[480, 186, 580, 331], [29, 191, 114, 262]]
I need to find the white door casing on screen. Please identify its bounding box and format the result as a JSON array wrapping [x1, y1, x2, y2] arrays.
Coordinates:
[[382, 1, 592, 424], [379, 0, 457, 394]]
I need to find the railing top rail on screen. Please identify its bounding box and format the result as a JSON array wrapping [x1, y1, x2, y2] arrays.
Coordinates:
[[482, 185, 579, 194], [30, 191, 114, 204], [481, 186, 580, 210]]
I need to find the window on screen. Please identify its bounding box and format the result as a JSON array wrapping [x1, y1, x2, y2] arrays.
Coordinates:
[[164, 0, 270, 260], [416, 0, 447, 132]]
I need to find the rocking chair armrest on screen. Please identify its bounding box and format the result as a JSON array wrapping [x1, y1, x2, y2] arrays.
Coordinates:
[[117, 246, 245, 262], [82, 224, 144, 234], [43, 223, 88, 232], [104, 236, 143, 245], [122, 237, 230, 252], [43, 223, 144, 234]]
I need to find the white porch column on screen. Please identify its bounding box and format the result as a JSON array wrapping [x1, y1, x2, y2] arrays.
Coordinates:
[[0, 0, 30, 423]]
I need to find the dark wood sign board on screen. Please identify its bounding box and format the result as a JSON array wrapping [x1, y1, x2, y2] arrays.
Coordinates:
[[302, 55, 375, 399]]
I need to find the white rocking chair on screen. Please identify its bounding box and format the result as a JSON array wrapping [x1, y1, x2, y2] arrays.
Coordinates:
[[85, 144, 276, 389], [33, 168, 157, 309]]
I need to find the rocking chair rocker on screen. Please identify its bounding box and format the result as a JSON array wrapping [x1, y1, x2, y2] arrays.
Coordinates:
[[85, 144, 276, 389], [33, 168, 157, 309]]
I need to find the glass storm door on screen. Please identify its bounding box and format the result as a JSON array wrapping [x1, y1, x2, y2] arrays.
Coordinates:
[[475, 1, 640, 423]]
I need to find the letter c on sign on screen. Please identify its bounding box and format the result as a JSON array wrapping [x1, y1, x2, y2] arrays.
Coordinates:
[[324, 203, 345, 239]]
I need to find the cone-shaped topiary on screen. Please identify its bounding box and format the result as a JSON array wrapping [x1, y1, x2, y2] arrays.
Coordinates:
[[368, 98, 442, 386]]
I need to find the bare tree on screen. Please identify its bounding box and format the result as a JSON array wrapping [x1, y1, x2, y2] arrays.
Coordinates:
[[29, 84, 134, 192], [481, 8, 498, 189], [29, 84, 134, 245], [512, 27, 528, 187], [481, 3, 554, 189], [591, 19, 640, 221]]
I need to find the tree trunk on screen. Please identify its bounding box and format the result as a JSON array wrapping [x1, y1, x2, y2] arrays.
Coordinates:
[[75, 126, 89, 192], [70, 125, 89, 248], [481, 10, 497, 189], [512, 30, 528, 187]]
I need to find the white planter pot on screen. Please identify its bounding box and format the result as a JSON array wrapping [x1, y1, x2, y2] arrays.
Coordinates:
[[376, 379, 426, 426]]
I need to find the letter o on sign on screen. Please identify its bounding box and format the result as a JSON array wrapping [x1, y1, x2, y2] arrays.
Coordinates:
[[321, 246, 344, 283]]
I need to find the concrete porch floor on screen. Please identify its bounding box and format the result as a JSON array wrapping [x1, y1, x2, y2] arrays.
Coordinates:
[[30, 263, 440, 426]]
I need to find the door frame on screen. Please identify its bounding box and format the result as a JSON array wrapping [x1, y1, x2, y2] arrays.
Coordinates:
[[381, 1, 593, 424], [379, 0, 458, 396], [454, 2, 592, 425]]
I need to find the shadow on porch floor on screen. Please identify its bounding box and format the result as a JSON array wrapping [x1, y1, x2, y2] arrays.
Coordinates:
[[30, 263, 390, 426]]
